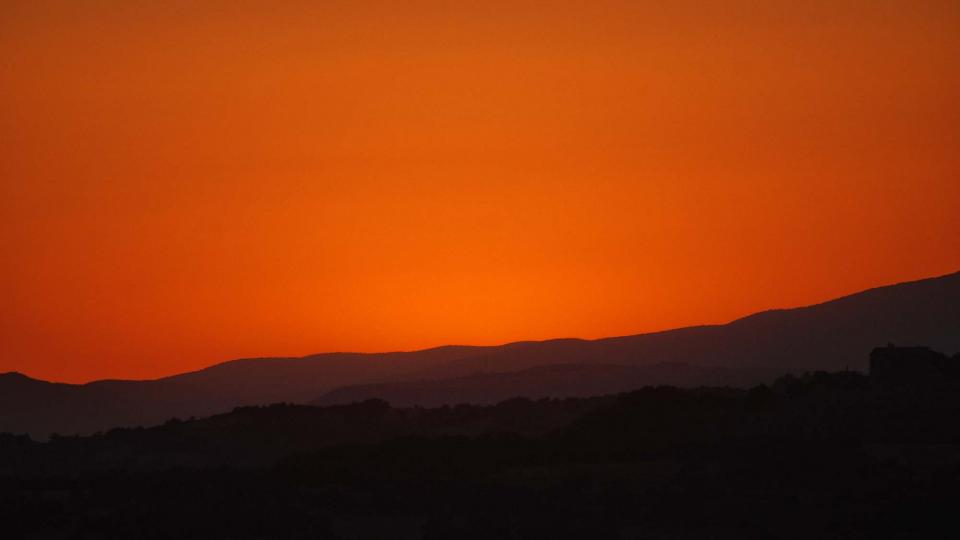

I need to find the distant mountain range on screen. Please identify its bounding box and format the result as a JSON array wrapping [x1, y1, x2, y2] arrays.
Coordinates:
[[312, 363, 766, 408], [2, 270, 959, 437]]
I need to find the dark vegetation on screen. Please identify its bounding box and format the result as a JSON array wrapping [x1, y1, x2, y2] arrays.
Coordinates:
[[3, 349, 960, 539]]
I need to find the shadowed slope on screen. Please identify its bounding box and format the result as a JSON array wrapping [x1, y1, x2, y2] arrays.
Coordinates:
[[414, 270, 960, 378], [2, 271, 958, 437], [313, 363, 770, 408], [0, 346, 490, 438]]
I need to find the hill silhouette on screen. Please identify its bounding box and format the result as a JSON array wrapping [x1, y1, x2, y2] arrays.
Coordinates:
[[2, 270, 958, 437], [312, 362, 775, 407], [3, 360, 960, 539]]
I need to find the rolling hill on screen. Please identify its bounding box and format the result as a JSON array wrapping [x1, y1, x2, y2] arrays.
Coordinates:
[[2, 270, 958, 437]]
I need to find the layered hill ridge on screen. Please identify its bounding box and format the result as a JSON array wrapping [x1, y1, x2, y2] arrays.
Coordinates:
[[3, 270, 959, 437], [312, 362, 771, 408]]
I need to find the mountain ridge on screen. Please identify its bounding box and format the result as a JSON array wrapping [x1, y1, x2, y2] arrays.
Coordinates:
[[2, 270, 958, 437], [13, 270, 959, 386]]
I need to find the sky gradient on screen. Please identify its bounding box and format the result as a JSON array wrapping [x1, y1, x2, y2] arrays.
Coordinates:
[[2, 1, 959, 383]]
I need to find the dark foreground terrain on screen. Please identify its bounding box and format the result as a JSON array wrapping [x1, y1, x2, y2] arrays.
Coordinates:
[[3, 357, 960, 539]]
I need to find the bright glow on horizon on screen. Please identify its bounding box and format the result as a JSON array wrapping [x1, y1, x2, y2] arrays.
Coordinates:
[[2, 1, 958, 382]]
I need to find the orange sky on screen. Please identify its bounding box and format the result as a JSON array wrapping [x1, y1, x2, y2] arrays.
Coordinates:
[[2, 1, 959, 383]]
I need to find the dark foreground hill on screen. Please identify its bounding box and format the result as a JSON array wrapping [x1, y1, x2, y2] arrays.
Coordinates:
[[3, 361, 960, 539], [3, 270, 959, 437]]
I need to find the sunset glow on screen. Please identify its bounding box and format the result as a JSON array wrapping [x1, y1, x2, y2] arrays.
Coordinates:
[[2, 1, 958, 382]]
